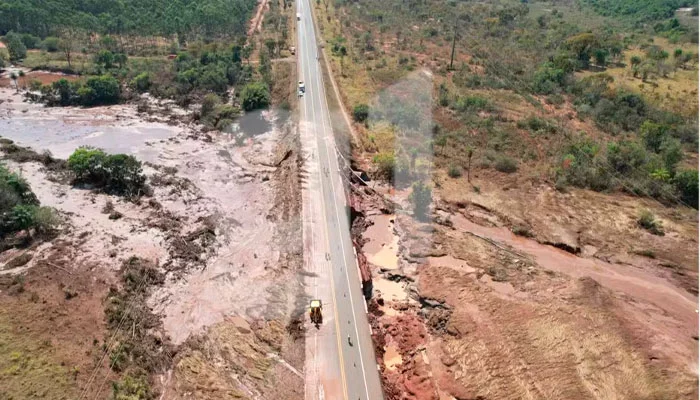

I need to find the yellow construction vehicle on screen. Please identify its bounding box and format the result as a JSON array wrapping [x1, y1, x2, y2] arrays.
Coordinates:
[[309, 299, 322, 328]]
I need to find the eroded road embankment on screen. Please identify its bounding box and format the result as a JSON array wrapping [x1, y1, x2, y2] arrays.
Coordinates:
[[350, 181, 698, 400]]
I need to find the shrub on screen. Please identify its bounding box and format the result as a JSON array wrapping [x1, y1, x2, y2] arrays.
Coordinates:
[[372, 152, 396, 180], [533, 62, 566, 94], [94, 50, 115, 69], [83, 75, 120, 106], [517, 116, 558, 134], [606, 140, 647, 174], [447, 164, 462, 178], [640, 120, 669, 153], [453, 95, 488, 112], [494, 156, 518, 173], [31, 206, 60, 235], [240, 81, 270, 111], [42, 37, 59, 52], [410, 181, 432, 221], [4, 32, 27, 62], [673, 169, 698, 208], [111, 373, 152, 400], [637, 210, 664, 236], [132, 72, 151, 93], [20, 33, 40, 49], [67, 148, 145, 196], [353, 104, 369, 122], [512, 225, 533, 237], [198, 66, 228, 92], [103, 154, 147, 195]]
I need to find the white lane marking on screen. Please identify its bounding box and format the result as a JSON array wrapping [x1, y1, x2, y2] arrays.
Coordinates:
[[307, 4, 371, 395], [302, 6, 350, 400]]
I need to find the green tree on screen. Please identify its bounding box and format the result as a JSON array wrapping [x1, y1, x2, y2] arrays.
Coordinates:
[[594, 48, 608, 67], [67, 147, 108, 182], [83, 75, 120, 106], [95, 50, 115, 69], [131, 72, 151, 93], [660, 138, 682, 173], [410, 181, 432, 221], [352, 104, 369, 123], [240, 81, 270, 111], [673, 169, 698, 208], [5, 32, 27, 62], [372, 152, 396, 180], [57, 27, 79, 69], [606, 140, 647, 174], [42, 37, 59, 52], [640, 121, 669, 153], [565, 33, 598, 69]]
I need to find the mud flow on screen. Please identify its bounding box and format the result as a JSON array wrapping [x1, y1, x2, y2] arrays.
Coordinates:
[[0, 81, 304, 398]]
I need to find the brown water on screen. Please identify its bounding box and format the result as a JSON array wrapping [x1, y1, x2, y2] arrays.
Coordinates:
[[363, 214, 399, 271], [0, 89, 179, 161]]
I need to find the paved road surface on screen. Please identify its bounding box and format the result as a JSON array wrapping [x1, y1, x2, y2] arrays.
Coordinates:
[[297, 0, 384, 399]]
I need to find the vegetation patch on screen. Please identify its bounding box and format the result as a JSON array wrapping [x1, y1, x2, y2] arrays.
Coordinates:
[[637, 210, 665, 236], [67, 147, 147, 197], [0, 163, 60, 245], [104, 257, 174, 399]]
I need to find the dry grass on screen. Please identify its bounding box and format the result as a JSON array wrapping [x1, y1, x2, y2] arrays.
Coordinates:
[[578, 37, 699, 117]]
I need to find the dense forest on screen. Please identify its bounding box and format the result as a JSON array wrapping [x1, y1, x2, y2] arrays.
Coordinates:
[[581, 0, 695, 23], [0, 0, 257, 39]]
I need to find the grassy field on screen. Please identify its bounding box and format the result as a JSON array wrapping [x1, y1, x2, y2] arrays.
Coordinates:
[[578, 37, 699, 117]]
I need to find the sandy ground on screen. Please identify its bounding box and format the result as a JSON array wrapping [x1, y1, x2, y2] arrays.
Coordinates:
[[0, 83, 304, 398], [352, 175, 699, 399]]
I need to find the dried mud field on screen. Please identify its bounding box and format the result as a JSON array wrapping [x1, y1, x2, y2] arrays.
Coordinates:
[[0, 87, 305, 399], [353, 169, 699, 400]]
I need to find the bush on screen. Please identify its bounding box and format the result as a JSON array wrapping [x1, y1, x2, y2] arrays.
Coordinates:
[[132, 72, 151, 93], [94, 50, 115, 69], [67, 147, 108, 181], [640, 120, 669, 153], [453, 95, 488, 112], [67, 148, 146, 196], [447, 164, 462, 178], [517, 116, 558, 135], [20, 33, 40, 49], [494, 156, 518, 173], [200, 93, 221, 120], [112, 373, 152, 400], [353, 104, 369, 122], [372, 152, 396, 180], [410, 181, 432, 221], [42, 37, 59, 52], [31, 206, 60, 235], [4, 32, 27, 62], [673, 169, 698, 208], [606, 140, 647, 174], [637, 210, 664, 236], [198, 66, 228, 92], [84, 75, 120, 106], [240, 81, 270, 111], [533, 62, 567, 94], [0, 163, 58, 239]]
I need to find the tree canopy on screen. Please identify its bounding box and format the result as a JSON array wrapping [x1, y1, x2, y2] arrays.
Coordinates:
[[0, 0, 257, 39]]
